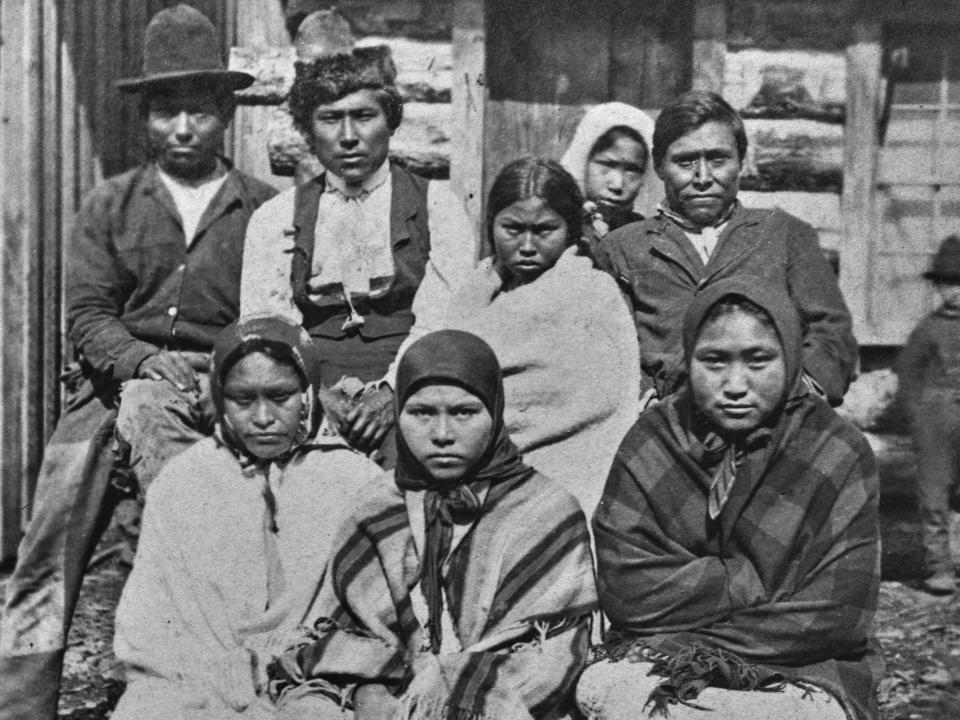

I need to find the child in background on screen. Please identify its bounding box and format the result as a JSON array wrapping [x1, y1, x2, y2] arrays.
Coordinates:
[[897, 234, 960, 596], [560, 102, 655, 258]]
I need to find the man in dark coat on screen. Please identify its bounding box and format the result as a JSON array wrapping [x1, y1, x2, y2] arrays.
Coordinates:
[[596, 91, 857, 407], [0, 7, 276, 718]]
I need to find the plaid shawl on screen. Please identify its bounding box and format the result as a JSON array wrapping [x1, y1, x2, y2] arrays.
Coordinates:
[[593, 390, 882, 720], [271, 470, 597, 720]]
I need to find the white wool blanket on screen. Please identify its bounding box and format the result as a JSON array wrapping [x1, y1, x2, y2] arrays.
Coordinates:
[[392, 247, 640, 517]]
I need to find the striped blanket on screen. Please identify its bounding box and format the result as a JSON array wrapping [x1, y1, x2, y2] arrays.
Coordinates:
[[593, 390, 883, 720], [271, 470, 597, 720]]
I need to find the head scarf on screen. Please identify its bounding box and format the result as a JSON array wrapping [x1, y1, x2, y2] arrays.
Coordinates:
[[560, 102, 656, 217], [394, 330, 532, 652], [679, 277, 806, 519], [210, 315, 323, 463]]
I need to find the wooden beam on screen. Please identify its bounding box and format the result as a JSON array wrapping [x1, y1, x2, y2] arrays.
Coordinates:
[[841, 18, 882, 343], [692, 0, 726, 93], [451, 0, 486, 256]]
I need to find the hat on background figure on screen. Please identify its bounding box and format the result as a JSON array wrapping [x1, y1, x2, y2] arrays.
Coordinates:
[[116, 4, 253, 93], [924, 235, 960, 283]]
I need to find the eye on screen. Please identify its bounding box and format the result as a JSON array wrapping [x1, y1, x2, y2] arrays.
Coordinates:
[[268, 390, 297, 404], [225, 394, 254, 408]]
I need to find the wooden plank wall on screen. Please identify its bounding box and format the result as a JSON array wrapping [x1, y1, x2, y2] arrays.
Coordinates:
[[0, 0, 233, 562]]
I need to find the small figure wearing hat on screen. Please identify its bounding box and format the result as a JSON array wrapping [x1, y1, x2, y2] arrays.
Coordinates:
[[897, 234, 960, 595], [0, 6, 275, 717], [241, 10, 475, 462]]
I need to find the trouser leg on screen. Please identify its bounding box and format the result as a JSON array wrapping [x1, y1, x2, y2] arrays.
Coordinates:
[[115, 376, 213, 497], [0, 401, 116, 720], [913, 398, 960, 575]]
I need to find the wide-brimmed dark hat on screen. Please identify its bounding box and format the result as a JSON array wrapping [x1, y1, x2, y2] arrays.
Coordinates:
[[116, 4, 253, 93], [924, 235, 960, 282]]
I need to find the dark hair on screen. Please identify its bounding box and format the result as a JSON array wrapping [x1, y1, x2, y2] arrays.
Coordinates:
[[486, 157, 584, 247], [288, 81, 403, 138], [589, 125, 649, 174], [652, 91, 747, 169], [696, 294, 779, 345]]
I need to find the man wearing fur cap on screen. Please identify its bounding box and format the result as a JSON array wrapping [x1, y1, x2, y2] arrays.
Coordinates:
[[241, 10, 476, 461], [0, 6, 276, 718]]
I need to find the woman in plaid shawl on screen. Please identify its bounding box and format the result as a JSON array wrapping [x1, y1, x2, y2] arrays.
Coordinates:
[[269, 329, 597, 720], [579, 278, 881, 720]]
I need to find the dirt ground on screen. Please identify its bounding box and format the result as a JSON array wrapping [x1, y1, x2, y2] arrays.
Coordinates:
[[1, 440, 959, 719]]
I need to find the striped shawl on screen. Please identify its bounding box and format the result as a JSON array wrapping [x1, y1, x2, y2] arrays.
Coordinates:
[[272, 470, 598, 720], [593, 390, 882, 720]]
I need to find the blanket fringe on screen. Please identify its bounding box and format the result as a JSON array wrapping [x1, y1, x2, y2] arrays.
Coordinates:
[[591, 638, 818, 718]]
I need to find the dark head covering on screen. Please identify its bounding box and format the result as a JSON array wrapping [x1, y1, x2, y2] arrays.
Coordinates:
[[679, 278, 806, 519], [683, 276, 804, 401], [116, 5, 253, 93], [393, 330, 532, 653], [210, 315, 323, 461], [394, 329, 529, 489]]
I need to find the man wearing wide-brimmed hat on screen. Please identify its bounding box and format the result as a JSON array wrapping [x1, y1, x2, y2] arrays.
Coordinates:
[[240, 10, 475, 463], [897, 234, 960, 596], [0, 6, 275, 717]]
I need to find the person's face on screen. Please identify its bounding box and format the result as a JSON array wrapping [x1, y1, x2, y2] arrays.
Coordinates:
[[689, 309, 786, 435], [399, 383, 494, 484], [935, 281, 960, 309], [309, 89, 393, 187], [656, 120, 742, 227], [493, 197, 569, 287], [585, 133, 647, 208], [145, 87, 229, 181], [221, 351, 305, 460]]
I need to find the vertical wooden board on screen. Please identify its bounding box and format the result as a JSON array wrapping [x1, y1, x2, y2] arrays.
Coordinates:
[[0, 0, 29, 557], [486, 0, 610, 105], [841, 18, 881, 343], [692, 0, 726, 93], [451, 0, 485, 251], [610, 0, 693, 107], [483, 99, 586, 192]]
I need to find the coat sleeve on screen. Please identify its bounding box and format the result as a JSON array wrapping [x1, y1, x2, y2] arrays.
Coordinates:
[[781, 212, 858, 404], [593, 445, 767, 634], [894, 318, 934, 419], [239, 192, 303, 324], [66, 186, 159, 382], [696, 452, 880, 666]]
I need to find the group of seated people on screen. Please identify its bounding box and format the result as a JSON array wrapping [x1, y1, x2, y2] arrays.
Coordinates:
[[0, 5, 880, 720]]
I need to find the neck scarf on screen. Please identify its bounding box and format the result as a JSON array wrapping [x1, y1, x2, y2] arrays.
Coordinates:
[[680, 278, 806, 519], [394, 330, 533, 652]]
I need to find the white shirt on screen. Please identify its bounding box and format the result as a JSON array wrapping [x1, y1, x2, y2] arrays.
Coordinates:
[[157, 166, 229, 245], [312, 162, 394, 298]]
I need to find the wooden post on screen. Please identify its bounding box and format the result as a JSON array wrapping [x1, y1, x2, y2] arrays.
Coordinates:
[[228, 0, 293, 186], [842, 17, 882, 343], [692, 0, 726, 93], [451, 0, 487, 256]]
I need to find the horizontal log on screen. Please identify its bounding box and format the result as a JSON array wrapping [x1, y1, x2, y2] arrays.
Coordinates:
[[230, 37, 452, 105], [740, 119, 844, 193]]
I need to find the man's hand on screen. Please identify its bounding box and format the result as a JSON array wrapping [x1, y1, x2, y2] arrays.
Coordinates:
[[342, 385, 395, 453], [136, 351, 199, 391]]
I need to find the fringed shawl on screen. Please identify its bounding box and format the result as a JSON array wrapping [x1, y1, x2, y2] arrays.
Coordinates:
[[270, 470, 598, 720], [592, 280, 883, 720]]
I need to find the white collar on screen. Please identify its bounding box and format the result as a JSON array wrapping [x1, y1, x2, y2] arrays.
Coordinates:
[[325, 160, 391, 199]]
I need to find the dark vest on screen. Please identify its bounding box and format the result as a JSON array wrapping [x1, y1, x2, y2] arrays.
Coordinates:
[[289, 163, 431, 340]]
